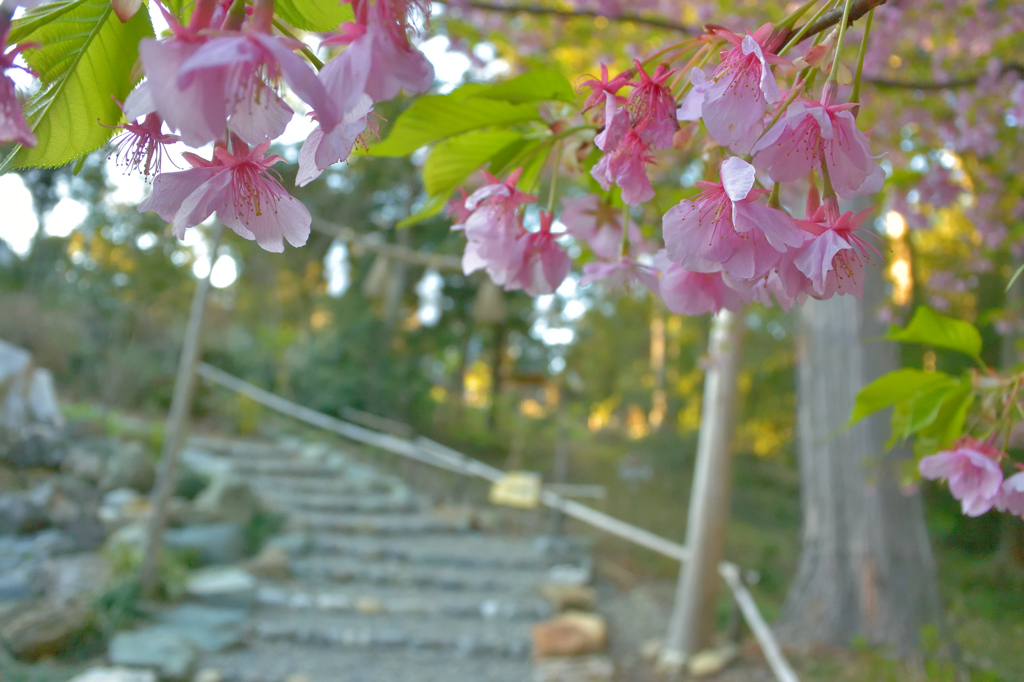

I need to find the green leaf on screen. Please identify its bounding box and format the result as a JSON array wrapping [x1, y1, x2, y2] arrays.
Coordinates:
[[1, 0, 154, 172], [397, 194, 449, 228], [423, 129, 523, 197], [850, 368, 954, 424], [275, 0, 354, 32], [369, 96, 541, 157], [903, 381, 962, 438], [886, 306, 982, 359], [474, 70, 576, 105], [1008, 263, 1024, 292]]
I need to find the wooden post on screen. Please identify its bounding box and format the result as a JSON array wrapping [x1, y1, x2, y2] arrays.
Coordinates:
[[660, 309, 744, 668], [139, 224, 223, 598]]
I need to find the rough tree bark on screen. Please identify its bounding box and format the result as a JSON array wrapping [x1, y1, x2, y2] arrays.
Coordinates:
[[777, 264, 942, 656]]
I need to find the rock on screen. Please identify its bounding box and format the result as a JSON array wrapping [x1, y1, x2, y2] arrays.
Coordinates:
[[27, 368, 63, 428], [284, 675, 312, 682], [39, 553, 110, 605], [193, 669, 222, 682], [62, 445, 107, 483], [533, 655, 615, 681], [192, 475, 259, 526], [0, 492, 49, 536], [546, 562, 592, 586], [354, 597, 384, 615], [165, 522, 245, 566], [185, 567, 257, 608], [0, 599, 92, 659], [0, 424, 65, 469], [532, 612, 607, 659], [264, 532, 309, 557], [106, 522, 148, 552], [540, 583, 597, 612], [153, 604, 246, 653], [67, 668, 158, 682], [101, 442, 155, 494], [0, 568, 34, 601], [0, 341, 33, 430], [109, 628, 197, 681], [245, 547, 291, 580], [688, 644, 738, 677], [99, 488, 150, 527]]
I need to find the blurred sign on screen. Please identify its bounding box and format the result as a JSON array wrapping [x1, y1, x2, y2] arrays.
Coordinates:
[[490, 471, 542, 509]]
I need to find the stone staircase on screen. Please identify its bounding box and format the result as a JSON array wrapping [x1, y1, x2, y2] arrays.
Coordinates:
[[179, 436, 599, 682]]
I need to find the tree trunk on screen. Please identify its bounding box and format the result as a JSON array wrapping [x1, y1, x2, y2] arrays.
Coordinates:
[[777, 265, 942, 656], [660, 310, 744, 667]]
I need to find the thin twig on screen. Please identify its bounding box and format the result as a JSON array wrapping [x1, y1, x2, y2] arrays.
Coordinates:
[[786, 0, 887, 45], [446, 0, 693, 34], [866, 63, 1024, 90]]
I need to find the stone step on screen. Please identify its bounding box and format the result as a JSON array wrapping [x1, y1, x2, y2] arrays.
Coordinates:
[[289, 557, 540, 592], [254, 584, 551, 620], [246, 476, 399, 496], [227, 460, 348, 478], [294, 512, 472, 535], [261, 492, 423, 515], [187, 436, 308, 460], [246, 611, 533, 658], [200, 639, 534, 682], [306, 534, 573, 570]]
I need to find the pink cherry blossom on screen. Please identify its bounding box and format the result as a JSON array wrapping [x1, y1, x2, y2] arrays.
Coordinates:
[[106, 111, 180, 177], [659, 261, 744, 316], [506, 211, 571, 296], [458, 169, 537, 286], [662, 157, 804, 279], [578, 63, 629, 116], [580, 257, 660, 293], [329, 0, 434, 102], [561, 194, 640, 260], [995, 471, 1024, 518], [676, 67, 709, 122], [700, 24, 787, 153], [138, 140, 310, 253], [791, 199, 877, 299], [175, 31, 333, 146], [591, 126, 655, 206], [0, 23, 36, 146], [919, 437, 1005, 517], [628, 61, 678, 150], [751, 99, 884, 200]]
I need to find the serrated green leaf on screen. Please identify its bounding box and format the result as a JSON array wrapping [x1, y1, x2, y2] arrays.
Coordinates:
[[369, 96, 541, 157], [275, 0, 353, 33], [1, 0, 154, 172], [474, 70, 576, 105], [850, 368, 954, 424], [423, 129, 523, 196], [886, 306, 982, 359], [397, 194, 449, 228]]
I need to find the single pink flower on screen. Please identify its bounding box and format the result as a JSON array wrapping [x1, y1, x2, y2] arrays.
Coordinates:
[[507, 211, 571, 296], [995, 471, 1024, 518], [175, 31, 333, 145], [591, 122, 655, 206], [106, 111, 180, 177], [459, 169, 536, 286], [580, 257, 660, 294], [446, 187, 472, 230], [138, 140, 310, 252], [920, 437, 1005, 517], [328, 1, 434, 102], [791, 199, 877, 299], [751, 99, 884, 199], [662, 157, 805, 279], [659, 261, 744, 316], [628, 61, 678, 150], [0, 24, 36, 146], [700, 23, 787, 153], [734, 269, 804, 311], [561, 194, 640, 260], [578, 63, 629, 116]]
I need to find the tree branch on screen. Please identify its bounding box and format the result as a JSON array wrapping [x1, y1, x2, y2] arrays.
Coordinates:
[[866, 63, 1024, 90], [787, 0, 887, 45], [311, 217, 464, 271], [447, 0, 693, 34]]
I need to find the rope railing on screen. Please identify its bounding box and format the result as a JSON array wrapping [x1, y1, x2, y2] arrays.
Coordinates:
[[195, 362, 799, 682]]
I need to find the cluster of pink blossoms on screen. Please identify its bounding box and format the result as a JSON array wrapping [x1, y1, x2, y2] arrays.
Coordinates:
[[0, 18, 36, 147], [451, 22, 887, 313], [919, 437, 1024, 518], [95, 0, 430, 252]]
